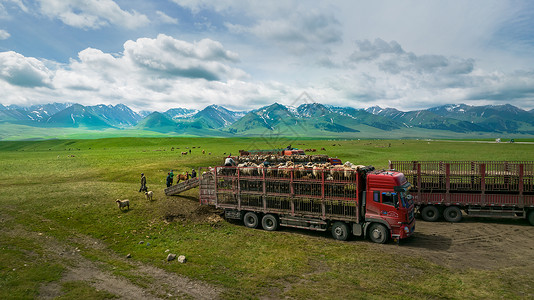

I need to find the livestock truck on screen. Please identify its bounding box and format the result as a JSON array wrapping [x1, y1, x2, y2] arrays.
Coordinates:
[[198, 164, 415, 243], [388, 161, 534, 225]]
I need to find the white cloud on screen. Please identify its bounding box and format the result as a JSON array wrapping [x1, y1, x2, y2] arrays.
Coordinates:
[[0, 0, 28, 15], [123, 34, 244, 81], [0, 29, 10, 39], [173, 0, 342, 55], [0, 51, 53, 87], [37, 0, 149, 29], [226, 11, 342, 55], [156, 11, 178, 25], [0, 35, 272, 111]]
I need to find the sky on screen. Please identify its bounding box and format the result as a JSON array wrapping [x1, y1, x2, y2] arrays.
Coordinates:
[[1, 0, 534, 113]]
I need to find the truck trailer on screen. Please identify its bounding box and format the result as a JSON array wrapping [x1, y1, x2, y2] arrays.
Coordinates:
[[388, 161, 534, 225], [198, 165, 415, 243]]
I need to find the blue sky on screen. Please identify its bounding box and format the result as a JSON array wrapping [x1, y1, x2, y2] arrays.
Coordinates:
[[1, 0, 534, 112]]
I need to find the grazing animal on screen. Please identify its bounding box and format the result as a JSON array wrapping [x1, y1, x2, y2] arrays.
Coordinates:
[[181, 151, 187, 156], [175, 173, 188, 183], [116, 199, 130, 210], [145, 191, 153, 201]]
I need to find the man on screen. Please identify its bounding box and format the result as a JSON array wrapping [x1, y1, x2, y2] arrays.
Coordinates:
[[139, 173, 147, 192], [166, 172, 172, 187], [191, 169, 197, 178], [169, 169, 174, 185]]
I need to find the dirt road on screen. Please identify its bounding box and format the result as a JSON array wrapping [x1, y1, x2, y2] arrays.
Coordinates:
[[393, 216, 534, 270]]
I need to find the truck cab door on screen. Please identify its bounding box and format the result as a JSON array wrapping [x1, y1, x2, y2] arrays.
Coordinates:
[[365, 191, 383, 218], [378, 192, 400, 227]]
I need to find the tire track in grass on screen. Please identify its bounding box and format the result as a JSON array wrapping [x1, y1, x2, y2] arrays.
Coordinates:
[[2, 212, 222, 300]]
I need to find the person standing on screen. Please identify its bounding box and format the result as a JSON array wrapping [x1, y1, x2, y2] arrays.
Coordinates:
[[166, 172, 172, 187], [170, 169, 174, 185], [191, 169, 197, 178], [139, 173, 147, 192]]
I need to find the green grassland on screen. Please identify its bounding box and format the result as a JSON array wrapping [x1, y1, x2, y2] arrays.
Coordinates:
[[3, 121, 534, 141], [1, 137, 533, 299]]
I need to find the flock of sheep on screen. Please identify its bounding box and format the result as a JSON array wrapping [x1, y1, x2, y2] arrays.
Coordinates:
[[235, 154, 331, 164], [222, 159, 367, 181]]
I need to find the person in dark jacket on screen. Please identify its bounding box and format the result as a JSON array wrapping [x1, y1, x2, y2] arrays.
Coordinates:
[[166, 172, 172, 187], [139, 173, 147, 192], [169, 170, 174, 185], [191, 169, 197, 178]]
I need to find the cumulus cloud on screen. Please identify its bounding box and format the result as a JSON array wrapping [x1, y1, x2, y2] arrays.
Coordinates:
[[37, 0, 149, 29], [0, 35, 266, 111], [123, 34, 244, 81], [0, 29, 10, 39], [0, 51, 53, 87]]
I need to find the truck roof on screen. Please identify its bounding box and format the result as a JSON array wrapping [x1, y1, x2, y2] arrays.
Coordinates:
[[368, 170, 408, 190]]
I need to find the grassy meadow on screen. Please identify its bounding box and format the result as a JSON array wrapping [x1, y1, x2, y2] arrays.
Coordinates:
[[1, 137, 533, 299]]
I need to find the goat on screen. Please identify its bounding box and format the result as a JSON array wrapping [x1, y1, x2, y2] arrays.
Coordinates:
[[145, 191, 153, 201], [116, 199, 130, 210]]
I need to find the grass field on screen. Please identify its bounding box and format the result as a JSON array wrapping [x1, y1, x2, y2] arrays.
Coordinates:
[[1, 137, 533, 299]]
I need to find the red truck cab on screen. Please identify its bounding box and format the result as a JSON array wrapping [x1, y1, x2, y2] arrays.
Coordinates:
[[365, 170, 415, 241]]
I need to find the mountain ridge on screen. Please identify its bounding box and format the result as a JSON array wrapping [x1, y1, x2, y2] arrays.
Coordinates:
[[1, 101, 534, 138]]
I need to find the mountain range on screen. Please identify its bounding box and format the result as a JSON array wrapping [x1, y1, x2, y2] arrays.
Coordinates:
[[1, 101, 534, 139]]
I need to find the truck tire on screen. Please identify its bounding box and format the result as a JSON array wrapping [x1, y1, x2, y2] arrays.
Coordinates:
[[421, 205, 440, 222], [261, 214, 279, 231], [368, 223, 388, 244], [331, 222, 350, 241], [443, 206, 462, 222], [528, 210, 534, 226], [243, 212, 259, 229]]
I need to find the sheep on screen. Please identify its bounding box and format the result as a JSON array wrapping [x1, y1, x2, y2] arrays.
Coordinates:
[[238, 162, 259, 176], [116, 199, 130, 210], [145, 191, 153, 201], [330, 164, 345, 180]]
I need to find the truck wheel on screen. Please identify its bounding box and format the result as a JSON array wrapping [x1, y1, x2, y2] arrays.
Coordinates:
[[261, 214, 279, 231], [369, 223, 388, 244], [243, 212, 259, 229], [421, 205, 440, 222], [528, 210, 534, 226], [331, 222, 350, 241], [443, 206, 462, 222]]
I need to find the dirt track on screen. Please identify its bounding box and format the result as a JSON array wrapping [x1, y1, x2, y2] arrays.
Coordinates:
[[392, 216, 534, 270]]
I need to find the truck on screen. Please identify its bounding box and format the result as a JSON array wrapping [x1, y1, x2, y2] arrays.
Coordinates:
[[388, 161, 534, 225], [198, 164, 415, 243]]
